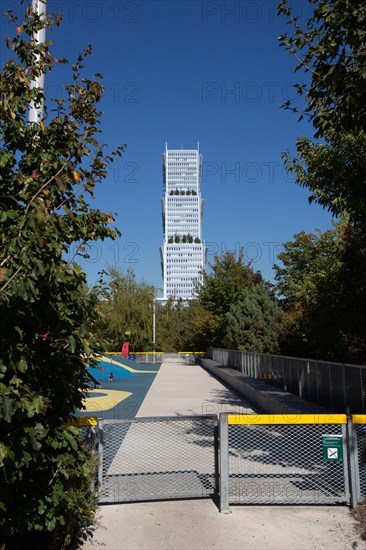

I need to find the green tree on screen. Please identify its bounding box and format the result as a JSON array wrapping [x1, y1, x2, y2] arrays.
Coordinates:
[[274, 228, 343, 307], [155, 297, 192, 352], [274, 224, 366, 362], [0, 5, 123, 547], [197, 251, 262, 317], [274, 227, 342, 357], [278, 0, 366, 223], [224, 285, 283, 353], [282, 131, 366, 225], [195, 251, 270, 348], [184, 300, 220, 351], [277, 0, 366, 362], [96, 267, 155, 351]]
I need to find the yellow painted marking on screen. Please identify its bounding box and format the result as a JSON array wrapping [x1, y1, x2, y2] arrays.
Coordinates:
[[68, 417, 98, 427], [83, 388, 132, 412], [352, 415, 366, 424], [104, 351, 162, 356], [228, 414, 347, 425], [93, 354, 156, 374]]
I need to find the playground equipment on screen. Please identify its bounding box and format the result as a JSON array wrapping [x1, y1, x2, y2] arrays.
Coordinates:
[[121, 341, 130, 358]]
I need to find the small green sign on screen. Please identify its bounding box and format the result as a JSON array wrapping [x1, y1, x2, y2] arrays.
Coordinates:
[[322, 434, 343, 462]]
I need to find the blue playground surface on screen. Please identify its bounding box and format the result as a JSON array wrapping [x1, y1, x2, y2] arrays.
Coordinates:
[[79, 354, 161, 420]]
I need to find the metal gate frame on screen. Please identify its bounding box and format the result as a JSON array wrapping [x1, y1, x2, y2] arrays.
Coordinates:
[[219, 413, 352, 512], [349, 414, 366, 506], [73, 413, 366, 510], [97, 415, 219, 504]]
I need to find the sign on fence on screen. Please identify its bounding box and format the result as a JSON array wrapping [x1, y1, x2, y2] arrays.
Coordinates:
[[322, 434, 343, 462]]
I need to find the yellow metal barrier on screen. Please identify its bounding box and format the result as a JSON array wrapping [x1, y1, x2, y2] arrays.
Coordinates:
[[351, 415, 366, 424], [227, 414, 347, 425], [68, 416, 98, 427]]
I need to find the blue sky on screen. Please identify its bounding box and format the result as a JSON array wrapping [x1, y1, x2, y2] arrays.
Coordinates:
[[1, 0, 333, 292]]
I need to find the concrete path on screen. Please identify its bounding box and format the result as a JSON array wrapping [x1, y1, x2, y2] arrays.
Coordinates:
[[84, 358, 364, 550], [136, 357, 256, 417], [84, 500, 363, 550]]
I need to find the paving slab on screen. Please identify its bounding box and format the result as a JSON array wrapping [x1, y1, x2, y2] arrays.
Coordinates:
[[84, 499, 364, 550]]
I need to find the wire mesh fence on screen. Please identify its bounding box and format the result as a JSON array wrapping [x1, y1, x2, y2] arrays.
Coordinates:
[[72, 413, 366, 509], [218, 414, 352, 511], [227, 423, 348, 505], [99, 415, 218, 504], [133, 352, 164, 363], [354, 424, 366, 503]]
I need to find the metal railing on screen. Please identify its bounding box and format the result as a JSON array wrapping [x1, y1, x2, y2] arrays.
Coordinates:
[[103, 351, 205, 364], [133, 352, 164, 363], [208, 348, 366, 413], [103, 351, 164, 363]]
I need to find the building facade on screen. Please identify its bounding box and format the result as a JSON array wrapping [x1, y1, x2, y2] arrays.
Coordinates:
[[160, 144, 205, 300]]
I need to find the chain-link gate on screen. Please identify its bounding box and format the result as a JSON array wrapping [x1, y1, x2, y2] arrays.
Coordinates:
[[98, 415, 218, 504], [219, 414, 350, 511]]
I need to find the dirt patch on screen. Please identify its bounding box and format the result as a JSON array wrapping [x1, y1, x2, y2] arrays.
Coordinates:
[[353, 505, 366, 544]]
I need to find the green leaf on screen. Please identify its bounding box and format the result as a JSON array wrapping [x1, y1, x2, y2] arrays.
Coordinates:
[[68, 334, 77, 353], [63, 430, 78, 451]]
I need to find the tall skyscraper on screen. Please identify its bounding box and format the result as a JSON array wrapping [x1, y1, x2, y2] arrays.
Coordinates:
[[160, 144, 205, 300]]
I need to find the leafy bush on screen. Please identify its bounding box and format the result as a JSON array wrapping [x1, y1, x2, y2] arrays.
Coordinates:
[[0, 5, 123, 547]]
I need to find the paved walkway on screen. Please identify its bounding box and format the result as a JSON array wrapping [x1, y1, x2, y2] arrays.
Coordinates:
[[83, 358, 364, 550], [84, 500, 362, 550], [136, 357, 255, 417]]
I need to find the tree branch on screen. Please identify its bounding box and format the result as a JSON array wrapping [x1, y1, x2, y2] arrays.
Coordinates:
[[0, 265, 22, 292]]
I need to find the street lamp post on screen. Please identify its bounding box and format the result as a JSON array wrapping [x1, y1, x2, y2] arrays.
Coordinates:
[[29, 0, 47, 124], [149, 290, 156, 363], [152, 298, 156, 363]]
